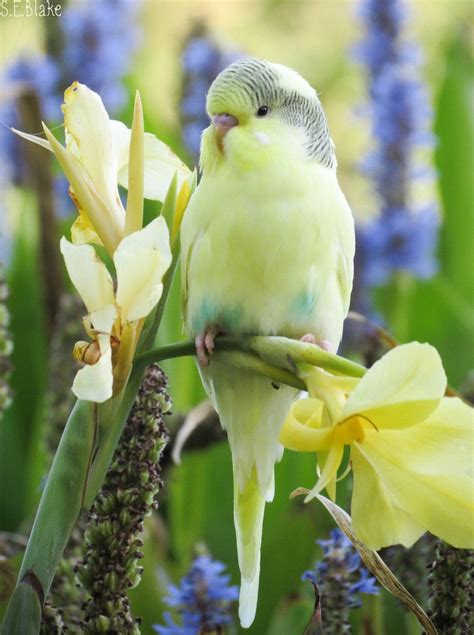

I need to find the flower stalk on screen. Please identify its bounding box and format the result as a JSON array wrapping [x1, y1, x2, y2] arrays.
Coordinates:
[[428, 540, 474, 634], [302, 529, 379, 634], [77, 364, 170, 633], [0, 265, 13, 418]]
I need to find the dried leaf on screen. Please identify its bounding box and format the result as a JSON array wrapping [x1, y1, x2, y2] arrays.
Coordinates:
[[171, 400, 216, 464], [292, 488, 438, 635], [303, 582, 323, 635]]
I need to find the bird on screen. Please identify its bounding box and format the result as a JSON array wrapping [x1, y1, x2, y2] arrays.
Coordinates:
[[180, 58, 355, 628]]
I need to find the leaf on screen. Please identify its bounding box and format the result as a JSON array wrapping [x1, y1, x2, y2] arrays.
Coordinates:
[[2, 400, 96, 634], [376, 31, 474, 387], [292, 490, 438, 635], [0, 191, 48, 530], [303, 582, 323, 635], [0, 578, 42, 635], [435, 29, 474, 305]]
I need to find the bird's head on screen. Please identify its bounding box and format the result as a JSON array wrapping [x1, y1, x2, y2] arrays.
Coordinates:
[[200, 58, 336, 173]]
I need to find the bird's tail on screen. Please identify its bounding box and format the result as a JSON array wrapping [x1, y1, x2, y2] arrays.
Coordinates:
[[201, 357, 297, 628], [234, 469, 265, 628]]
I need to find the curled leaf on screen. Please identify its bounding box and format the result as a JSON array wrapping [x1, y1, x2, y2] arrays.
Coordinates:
[[292, 489, 438, 635], [303, 581, 323, 635]]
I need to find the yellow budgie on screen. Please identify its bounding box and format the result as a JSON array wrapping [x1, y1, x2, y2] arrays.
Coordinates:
[[180, 58, 355, 628]]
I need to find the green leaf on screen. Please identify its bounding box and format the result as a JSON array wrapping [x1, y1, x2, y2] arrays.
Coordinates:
[[0, 192, 48, 530], [377, 30, 474, 386], [435, 29, 474, 304], [2, 400, 96, 634], [265, 594, 315, 635], [0, 579, 42, 635]]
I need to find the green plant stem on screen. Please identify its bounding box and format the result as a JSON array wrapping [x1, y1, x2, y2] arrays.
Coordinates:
[[134, 336, 367, 381]]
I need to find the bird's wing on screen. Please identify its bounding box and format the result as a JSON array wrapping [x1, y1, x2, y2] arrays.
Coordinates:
[[336, 210, 355, 317]]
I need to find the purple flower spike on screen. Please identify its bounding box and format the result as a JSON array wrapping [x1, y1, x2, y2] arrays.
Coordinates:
[[154, 554, 239, 635]]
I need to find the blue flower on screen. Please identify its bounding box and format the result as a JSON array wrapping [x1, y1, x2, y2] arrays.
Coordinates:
[[0, 0, 142, 235], [357, 205, 439, 286], [61, 0, 140, 114], [180, 27, 242, 162], [303, 529, 378, 616], [353, 0, 439, 291], [0, 56, 60, 186], [154, 554, 239, 635]]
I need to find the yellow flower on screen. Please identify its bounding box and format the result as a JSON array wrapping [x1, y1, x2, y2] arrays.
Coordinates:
[[280, 343, 474, 550], [60, 217, 172, 403], [13, 82, 190, 253]]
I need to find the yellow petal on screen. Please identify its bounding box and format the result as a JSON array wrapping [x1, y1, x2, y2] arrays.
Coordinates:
[[352, 397, 474, 549], [343, 343, 446, 429], [114, 216, 172, 323], [172, 177, 193, 242], [71, 346, 113, 403], [60, 238, 115, 314], [90, 308, 117, 344], [351, 446, 426, 549], [70, 212, 103, 246], [304, 441, 344, 502], [43, 123, 121, 254], [11, 127, 52, 152], [62, 83, 125, 229], [114, 122, 191, 202], [279, 399, 334, 451]]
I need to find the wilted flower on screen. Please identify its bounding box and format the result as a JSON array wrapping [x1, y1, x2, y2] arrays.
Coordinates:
[[280, 343, 474, 550]]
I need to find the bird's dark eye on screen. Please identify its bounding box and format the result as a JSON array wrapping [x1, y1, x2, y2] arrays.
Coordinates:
[[256, 105, 270, 117]]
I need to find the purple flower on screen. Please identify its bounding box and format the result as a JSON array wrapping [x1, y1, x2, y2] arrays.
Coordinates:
[[303, 529, 378, 631], [353, 0, 439, 290], [154, 555, 239, 635], [60, 0, 140, 114], [180, 27, 242, 162]]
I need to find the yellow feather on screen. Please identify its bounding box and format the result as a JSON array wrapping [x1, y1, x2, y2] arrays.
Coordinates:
[[180, 58, 355, 628]]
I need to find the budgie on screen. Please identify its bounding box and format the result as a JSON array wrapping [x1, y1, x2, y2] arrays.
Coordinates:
[[180, 58, 355, 628]]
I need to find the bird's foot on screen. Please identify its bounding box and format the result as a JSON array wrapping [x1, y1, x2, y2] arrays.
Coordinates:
[[300, 334, 336, 354], [195, 325, 224, 366]]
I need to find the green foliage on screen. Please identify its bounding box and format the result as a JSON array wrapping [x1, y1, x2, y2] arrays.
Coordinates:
[[377, 29, 474, 386], [0, 193, 48, 530]]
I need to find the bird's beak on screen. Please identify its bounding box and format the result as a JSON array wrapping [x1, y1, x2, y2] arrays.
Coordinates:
[[213, 113, 239, 152]]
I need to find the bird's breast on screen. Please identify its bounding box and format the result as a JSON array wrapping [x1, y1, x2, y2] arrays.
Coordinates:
[[181, 161, 347, 342]]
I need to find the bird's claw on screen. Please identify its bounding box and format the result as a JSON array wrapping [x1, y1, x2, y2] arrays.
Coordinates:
[[196, 325, 224, 366], [300, 334, 335, 354]]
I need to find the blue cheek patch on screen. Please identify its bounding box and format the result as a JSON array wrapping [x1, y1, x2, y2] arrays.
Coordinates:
[[192, 298, 244, 334]]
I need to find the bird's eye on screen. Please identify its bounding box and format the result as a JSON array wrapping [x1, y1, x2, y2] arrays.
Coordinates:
[[256, 105, 270, 117]]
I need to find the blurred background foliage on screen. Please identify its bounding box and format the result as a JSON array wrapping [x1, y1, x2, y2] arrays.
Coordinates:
[[0, 1, 472, 633]]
